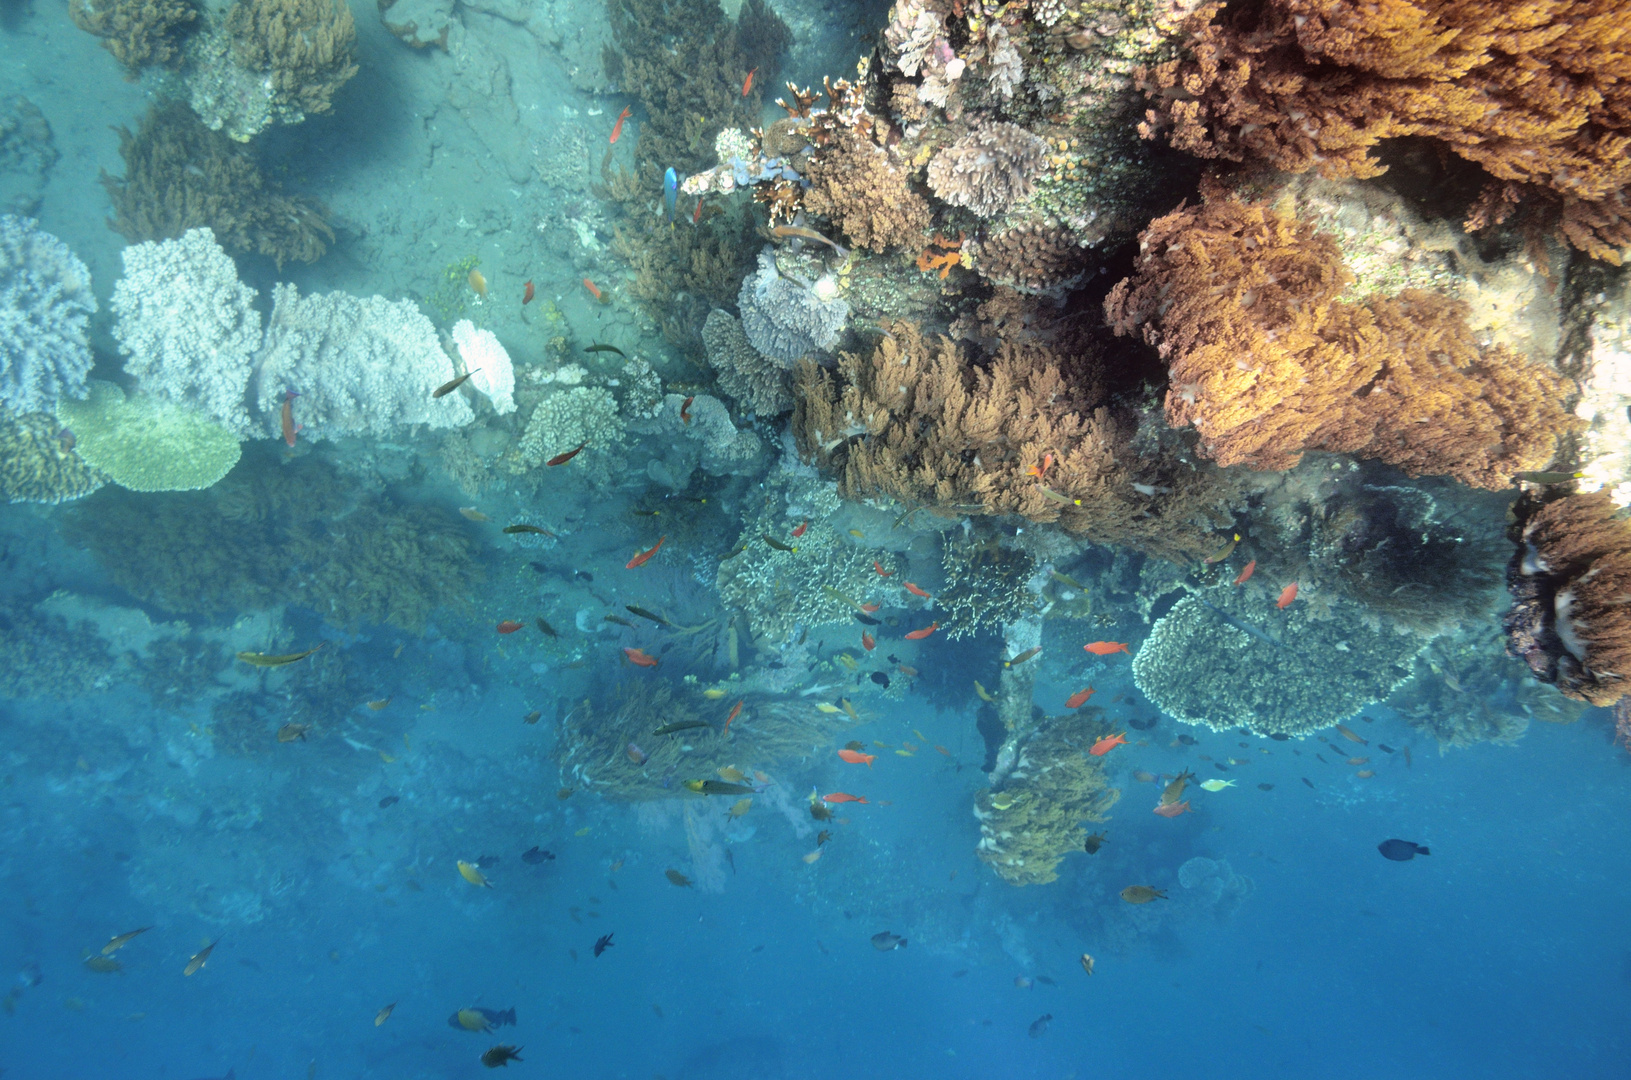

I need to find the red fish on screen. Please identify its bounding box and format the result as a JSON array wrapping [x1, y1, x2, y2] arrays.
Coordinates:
[[546, 441, 588, 467], [860, 602, 880, 613], [903, 582, 931, 599], [693, 199, 704, 225], [904, 621, 939, 640], [496, 620, 524, 635], [609, 105, 631, 144], [626, 742, 647, 764], [626, 536, 666, 569], [724, 699, 743, 735], [280, 389, 301, 447], [861, 631, 875, 651], [680, 395, 694, 425], [1025, 452, 1054, 479], [1065, 687, 1096, 709], [583, 277, 604, 302], [791, 520, 808, 538], [1234, 559, 1256, 586], [522, 280, 535, 305], [742, 67, 757, 95], [874, 561, 893, 577], [837, 749, 875, 767], [1089, 731, 1127, 756], [1153, 800, 1190, 817], [822, 792, 867, 804], [1277, 582, 1299, 608], [1084, 641, 1130, 656], [623, 647, 659, 668]]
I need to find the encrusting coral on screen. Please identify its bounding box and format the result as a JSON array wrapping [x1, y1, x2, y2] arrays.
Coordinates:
[[1105, 195, 1581, 490], [70, 0, 198, 75], [1135, 0, 1631, 262], [802, 128, 932, 254], [926, 122, 1048, 219]]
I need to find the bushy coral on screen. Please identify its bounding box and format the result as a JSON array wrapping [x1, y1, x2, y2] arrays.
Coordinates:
[[70, 0, 198, 74], [0, 405, 106, 504], [0, 605, 115, 699], [253, 284, 473, 440], [803, 129, 932, 254], [57, 381, 242, 493], [1131, 587, 1422, 736], [187, 0, 357, 141], [701, 309, 793, 416], [926, 122, 1048, 219], [1105, 196, 1581, 490], [1393, 625, 1534, 749], [0, 215, 95, 417], [112, 228, 261, 438], [738, 248, 850, 364]]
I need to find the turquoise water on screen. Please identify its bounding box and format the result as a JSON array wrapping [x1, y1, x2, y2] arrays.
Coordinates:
[[3, 1, 1631, 1077]]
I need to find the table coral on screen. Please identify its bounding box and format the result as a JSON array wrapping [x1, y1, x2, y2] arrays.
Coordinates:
[[802, 128, 932, 254], [0, 406, 106, 504], [56, 381, 241, 493], [1105, 195, 1581, 490], [926, 122, 1048, 219], [70, 0, 198, 74], [701, 309, 793, 416], [0, 215, 95, 418]]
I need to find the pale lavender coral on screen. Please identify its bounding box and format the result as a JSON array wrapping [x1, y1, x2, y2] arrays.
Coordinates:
[[665, 392, 766, 476], [0, 215, 94, 416], [253, 284, 472, 440], [737, 249, 849, 366], [883, 0, 945, 77], [927, 122, 1048, 218], [702, 308, 793, 416], [112, 228, 261, 438]]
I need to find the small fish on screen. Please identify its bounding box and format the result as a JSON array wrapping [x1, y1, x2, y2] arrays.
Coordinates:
[[625, 605, 669, 626], [1377, 743, 1395, 754], [433, 370, 478, 398], [1177, 733, 1198, 745], [870, 931, 907, 951], [557, 787, 574, 799], [870, 671, 890, 688], [1357, 769, 1375, 778], [767, 224, 847, 256], [903, 581, 932, 599], [1065, 687, 1096, 709], [503, 523, 554, 535], [1120, 886, 1167, 904], [729, 797, 753, 817], [1134, 770, 1158, 783], [81, 957, 119, 975], [375, 1002, 396, 1026], [723, 699, 744, 735], [626, 742, 647, 764], [1153, 800, 1190, 817], [822, 792, 867, 804], [702, 688, 728, 700], [791, 520, 809, 538], [1302, 777, 1315, 789], [742, 67, 758, 95], [860, 602, 880, 613], [717, 766, 749, 784], [1037, 485, 1082, 506], [1334, 723, 1367, 745], [584, 342, 626, 357], [682, 779, 755, 796], [1512, 470, 1583, 484], [627, 536, 666, 567], [496, 621, 524, 634], [1050, 570, 1085, 590], [762, 534, 797, 552], [974, 680, 996, 702], [1029, 1014, 1052, 1038], [522, 280, 534, 305], [1199, 779, 1236, 792], [815, 703, 843, 714], [458, 506, 490, 522], [523, 710, 542, 724], [1234, 560, 1257, 586], [546, 441, 589, 467], [604, 614, 636, 629], [1089, 731, 1126, 756], [1347, 756, 1370, 766], [1378, 839, 1430, 862], [653, 720, 709, 735], [1160, 769, 1194, 804], [237, 642, 326, 667], [280, 388, 303, 446], [1277, 582, 1299, 608], [593, 933, 614, 957], [1079, 953, 1095, 975], [855, 614, 881, 626], [849, 529, 865, 538], [1258, 782, 1274, 791], [1204, 532, 1241, 564], [904, 621, 939, 640], [184, 940, 218, 976], [678, 394, 695, 425], [623, 647, 659, 668], [481, 1045, 523, 1068], [861, 630, 876, 651], [521, 846, 555, 864], [1084, 641, 1130, 656], [379, 795, 399, 808], [1082, 832, 1107, 854], [276, 723, 310, 743], [802, 849, 823, 864], [609, 105, 632, 143], [841, 698, 859, 720], [102, 927, 153, 955], [838, 748, 876, 767], [458, 861, 493, 888], [366, 697, 393, 711], [468, 268, 488, 297], [664, 167, 678, 222], [873, 560, 893, 577], [665, 869, 693, 887]]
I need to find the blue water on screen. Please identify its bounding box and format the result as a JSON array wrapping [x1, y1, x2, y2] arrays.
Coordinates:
[[4, 0, 1631, 1078]]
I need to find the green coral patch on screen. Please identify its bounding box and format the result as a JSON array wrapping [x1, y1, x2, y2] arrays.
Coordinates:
[[57, 380, 241, 493]]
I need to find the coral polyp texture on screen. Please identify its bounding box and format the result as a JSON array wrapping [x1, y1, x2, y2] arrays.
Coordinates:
[[1105, 196, 1581, 490], [70, 0, 198, 74], [450, 320, 516, 416], [802, 128, 932, 254], [1504, 493, 1631, 707], [0, 215, 95, 417], [738, 248, 850, 364], [926, 122, 1048, 220], [701, 309, 793, 417], [0, 405, 107, 504], [1136, 0, 1631, 261], [57, 381, 242, 493]]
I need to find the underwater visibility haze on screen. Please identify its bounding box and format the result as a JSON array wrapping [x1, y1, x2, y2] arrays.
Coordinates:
[[2, 0, 1631, 1076]]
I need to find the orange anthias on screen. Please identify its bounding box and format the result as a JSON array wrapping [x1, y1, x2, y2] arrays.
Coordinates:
[[724, 699, 743, 734], [623, 647, 659, 668], [1088, 731, 1126, 756], [791, 520, 808, 538], [1277, 582, 1299, 608], [904, 621, 939, 640], [822, 792, 868, 804], [1153, 800, 1190, 817], [837, 749, 875, 767], [1083, 641, 1130, 656], [626, 536, 666, 569], [874, 561, 893, 577], [1234, 559, 1256, 586], [861, 631, 875, 651], [1065, 687, 1096, 709], [583, 277, 604, 302], [742, 67, 758, 95], [545, 441, 588, 467], [1026, 452, 1054, 479], [903, 581, 932, 599], [609, 105, 632, 143], [496, 620, 524, 635]]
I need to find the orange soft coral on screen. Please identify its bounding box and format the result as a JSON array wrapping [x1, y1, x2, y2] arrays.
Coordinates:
[[916, 232, 965, 278]]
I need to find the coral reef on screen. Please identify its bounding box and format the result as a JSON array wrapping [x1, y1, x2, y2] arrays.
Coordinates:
[[1176, 856, 1253, 921], [508, 385, 624, 479], [926, 122, 1048, 220], [187, 0, 358, 142], [1393, 625, 1534, 749], [102, 102, 332, 266], [664, 393, 766, 477], [738, 248, 851, 365], [938, 531, 1041, 641], [0, 215, 95, 417], [111, 228, 261, 438], [0, 406, 107, 504], [1135, 0, 1631, 261], [0, 605, 116, 699], [1573, 271, 1631, 505], [1504, 492, 1631, 706], [701, 309, 793, 416], [1105, 196, 1581, 490], [1131, 587, 1422, 736], [0, 97, 56, 217], [973, 223, 1089, 296], [253, 284, 474, 440], [63, 449, 480, 632], [794, 320, 1234, 562], [70, 0, 198, 74], [56, 381, 241, 493], [450, 320, 516, 415], [803, 128, 932, 254]]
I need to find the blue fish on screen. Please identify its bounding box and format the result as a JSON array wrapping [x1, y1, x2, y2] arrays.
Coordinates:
[[663, 167, 677, 222]]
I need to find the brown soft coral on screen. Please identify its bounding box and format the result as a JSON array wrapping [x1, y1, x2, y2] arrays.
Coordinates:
[[1105, 196, 1581, 489], [926, 122, 1048, 219], [70, 0, 198, 75], [793, 321, 1233, 562], [974, 223, 1088, 295], [225, 0, 358, 118], [1138, 0, 1631, 261], [803, 129, 932, 253]]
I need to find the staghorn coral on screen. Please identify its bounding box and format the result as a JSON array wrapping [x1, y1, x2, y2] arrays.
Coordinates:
[[1131, 587, 1422, 736], [1105, 196, 1581, 490], [1136, 0, 1631, 261], [70, 0, 198, 74], [926, 122, 1048, 219], [973, 222, 1089, 296], [1504, 492, 1631, 707], [803, 128, 932, 254], [794, 320, 1233, 563], [701, 309, 793, 416], [102, 102, 332, 266], [0, 216, 95, 417], [0, 406, 107, 504], [738, 248, 850, 364], [57, 381, 241, 493]]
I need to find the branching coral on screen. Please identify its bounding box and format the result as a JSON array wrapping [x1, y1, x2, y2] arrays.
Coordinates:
[[802, 128, 932, 254], [926, 122, 1048, 219], [222, 0, 357, 121], [939, 532, 1041, 640], [1105, 196, 1581, 490], [0, 215, 95, 417], [70, 0, 198, 75], [1393, 625, 1534, 749], [793, 320, 1233, 562], [1136, 0, 1631, 261]]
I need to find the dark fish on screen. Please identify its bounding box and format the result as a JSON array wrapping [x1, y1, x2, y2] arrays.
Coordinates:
[[521, 847, 555, 864], [952, 969, 967, 977], [653, 721, 711, 736], [604, 614, 636, 628], [481, 1045, 523, 1068], [1316, 754, 1330, 764], [593, 933, 614, 957], [574, 570, 594, 582], [1302, 777, 1315, 789], [237, 642, 326, 668], [1214, 763, 1229, 771], [503, 523, 554, 536], [1082, 831, 1107, 854], [1512, 470, 1583, 484], [535, 618, 557, 637], [378, 796, 399, 808], [762, 534, 797, 552], [546, 441, 589, 467], [1127, 713, 1158, 730], [1378, 839, 1430, 862], [523, 711, 542, 724], [1036, 975, 1056, 986], [1270, 732, 1290, 741], [1029, 1014, 1052, 1038], [432, 371, 477, 398], [1177, 734, 1197, 745], [1257, 783, 1274, 791], [683, 779, 754, 795], [528, 561, 548, 574], [870, 931, 907, 951], [1377, 744, 1395, 753], [584, 343, 626, 358], [448, 1007, 516, 1030], [626, 605, 669, 626], [855, 614, 881, 626], [870, 672, 890, 688]]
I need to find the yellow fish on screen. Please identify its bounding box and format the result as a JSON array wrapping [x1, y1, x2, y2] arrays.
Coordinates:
[[841, 699, 859, 720], [366, 697, 392, 710], [379, 751, 396, 764], [1199, 779, 1236, 792], [455, 1008, 491, 1031], [894, 749, 915, 757], [802, 849, 823, 864], [835, 654, 859, 672], [729, 798, 752, 817], [973, 680, 996, 703], [702, 688, 728, 700], [457, 860, 492, 888], [848, 529, 865, 538], [913, 729, 928, 741], [815, 703, 842, 714], [375, 1002, 396, 1026], [237, 642, 326, 667], [575, 826, 591, 836], [102, 926, 153, 955], [717, 766, 749, 784]]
